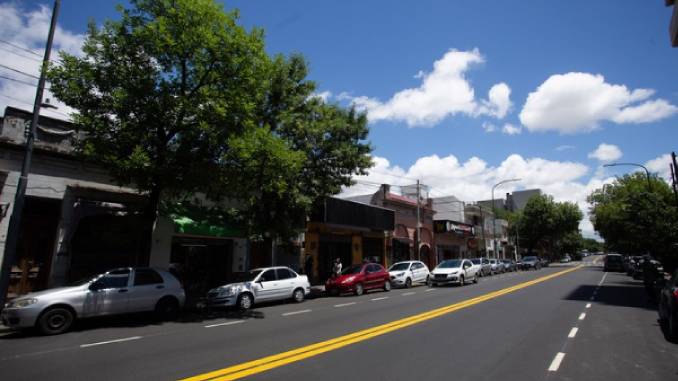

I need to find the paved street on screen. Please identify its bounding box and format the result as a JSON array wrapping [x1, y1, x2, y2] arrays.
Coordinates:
[[0, 256, 676, 381]]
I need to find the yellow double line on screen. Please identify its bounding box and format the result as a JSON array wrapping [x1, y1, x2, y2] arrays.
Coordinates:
[[181, 266, 581, 381]]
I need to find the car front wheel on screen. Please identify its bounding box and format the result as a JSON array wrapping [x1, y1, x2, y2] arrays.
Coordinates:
[[37, 307, 74, 335], [238, 293, 253, 310], [459, 275, 465, 286], [293, 288, 305, 303], [355, 283, 364, 296], [405, 278, 412, 288]]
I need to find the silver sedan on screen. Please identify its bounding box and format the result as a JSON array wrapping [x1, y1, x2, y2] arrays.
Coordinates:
[[1, 267, 185, 335]]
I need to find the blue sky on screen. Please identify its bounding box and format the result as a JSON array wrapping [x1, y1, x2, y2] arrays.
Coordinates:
[[1, 1, 677, 237]]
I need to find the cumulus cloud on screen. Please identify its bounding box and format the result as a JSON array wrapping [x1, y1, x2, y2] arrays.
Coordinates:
[[519, 72, 678, 134], [0, 3, 85, 120], [501, 123, 522, 135], [340, 152, 608, 237], [588, 143, 622, 162], [482, 122, 496, 133], [346, 49, 511, 127], [310, 91, 332, 102], [645, 153, 672, 183]]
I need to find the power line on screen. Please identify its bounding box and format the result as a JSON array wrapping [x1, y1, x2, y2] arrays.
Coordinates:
[[0, 46, 42, 63], [0, 74, 38, 87], [0, 39, 42, 57], [0, 63, 39, 79]]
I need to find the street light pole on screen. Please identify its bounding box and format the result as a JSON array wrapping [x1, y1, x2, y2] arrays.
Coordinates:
[[603, 162, 652, 192], [0, 0, 60, 309], [491, 178, 521, 260]]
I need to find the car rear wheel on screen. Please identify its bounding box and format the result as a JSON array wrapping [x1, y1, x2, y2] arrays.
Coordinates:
[[155, 297, 180, 320], [405, 278, 412, 288], [293, 288, 305, 303], [238, 293, 253, 310], [384, 280, 391, 291], [37, 307, 74, 335], [473, 273, 479, 284], [355, 283, 364, 296]]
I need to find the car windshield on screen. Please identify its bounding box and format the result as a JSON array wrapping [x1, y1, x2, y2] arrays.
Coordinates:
[[607, 256, 622, 263], [438, 260, 462, 268], [342, 265, 363, 275], [523, 256, 537, 261], [389, 263, 410, 271], [471, 259, 481, 264]]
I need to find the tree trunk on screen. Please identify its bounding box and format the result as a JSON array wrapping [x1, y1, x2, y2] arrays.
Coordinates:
[[138, 185, 162, 267]]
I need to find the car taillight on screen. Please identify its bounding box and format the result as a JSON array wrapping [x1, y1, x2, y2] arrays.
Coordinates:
[[673, 288, 678, 302]]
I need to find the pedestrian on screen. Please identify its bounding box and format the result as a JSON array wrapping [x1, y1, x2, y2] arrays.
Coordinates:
[[332, 258, 342, 277]]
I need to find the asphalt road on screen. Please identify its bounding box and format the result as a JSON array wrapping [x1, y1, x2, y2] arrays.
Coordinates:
[[0, 256, 675, 381]]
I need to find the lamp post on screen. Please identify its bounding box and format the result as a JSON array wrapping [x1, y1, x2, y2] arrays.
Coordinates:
[[0, 0, 60, 309], [491, 178, 521, 259], [603, 163, 652, 192]]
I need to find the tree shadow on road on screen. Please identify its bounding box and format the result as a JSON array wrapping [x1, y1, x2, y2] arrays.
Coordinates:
[[563, 277, 656, 311]]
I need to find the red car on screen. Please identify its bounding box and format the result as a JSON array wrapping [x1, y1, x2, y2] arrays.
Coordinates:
[[325, 263, 391, 296]]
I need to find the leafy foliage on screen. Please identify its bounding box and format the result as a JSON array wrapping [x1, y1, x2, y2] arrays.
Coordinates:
[[588, 173, 678, 267]]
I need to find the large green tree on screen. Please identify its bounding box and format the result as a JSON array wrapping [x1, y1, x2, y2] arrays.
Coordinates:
[[48, 0, 372, 255], [48, 0, 270, 258], [588, 173, 678, 268], [512, 194, 582, 258]]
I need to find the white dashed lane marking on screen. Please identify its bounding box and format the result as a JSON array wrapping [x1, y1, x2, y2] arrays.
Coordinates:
[[586, 303, 591, 309], [334, 302, 356, 308], [568, 327, 578, 338], [548, 352, 566, 371], [371, 297, 389, 301], [401, 292, 416, 296], [80, 336, 142, 348], [578, 313, 586, 321], [281, 309, 312, 317], [204, 320, 245, 328]]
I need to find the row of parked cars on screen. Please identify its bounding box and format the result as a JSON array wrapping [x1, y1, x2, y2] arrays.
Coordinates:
[[2, 255, 550, 335]]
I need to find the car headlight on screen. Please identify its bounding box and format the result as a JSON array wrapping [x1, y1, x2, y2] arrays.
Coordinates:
[[7, 298, 37, 308], [342, 276, 356, 284], [218, 286, 239, 297], [394, 272, 405, 277]]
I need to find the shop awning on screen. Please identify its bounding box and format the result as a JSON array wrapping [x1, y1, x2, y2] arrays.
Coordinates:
[[173, 216, 243, 238]]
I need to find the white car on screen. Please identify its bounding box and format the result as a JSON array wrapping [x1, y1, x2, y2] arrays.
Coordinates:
[[388, 261, 430, 288], [430, 259, 479, 286], [207, 266, 311, 310]]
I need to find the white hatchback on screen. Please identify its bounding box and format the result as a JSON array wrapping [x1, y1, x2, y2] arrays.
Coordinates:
[[430, 259, 480, 286], [388, 261, 430, 288]]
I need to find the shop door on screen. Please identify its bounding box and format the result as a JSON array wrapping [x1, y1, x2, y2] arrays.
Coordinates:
[[318, 235, 351, 283], [8, 197, 60, 298]]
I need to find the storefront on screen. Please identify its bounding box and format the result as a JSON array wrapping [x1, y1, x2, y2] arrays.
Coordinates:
[[434, 219, 475, 262], [305, 197, 394, 284]]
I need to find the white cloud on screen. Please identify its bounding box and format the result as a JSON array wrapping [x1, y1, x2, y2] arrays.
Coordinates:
[[588, 143, 622, 162], [645, 153, 672, 183], [482, 122, 496, 133], [556, 145, 575, 152], [346, 49, 512, 127], [0, 3, 85, 120], [501, 123, 522, 135], [478, 82, 512, 119], [519, 72, 678, 134], [341, 152, 607, 237]]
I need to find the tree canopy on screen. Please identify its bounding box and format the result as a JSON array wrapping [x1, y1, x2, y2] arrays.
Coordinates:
[[47, 0, 372, 249], [588, 172, 678, 269]]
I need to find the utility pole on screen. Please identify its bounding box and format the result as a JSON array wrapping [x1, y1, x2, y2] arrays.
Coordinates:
[[416, 180, 421, 261], [0, 0, 60, 309]]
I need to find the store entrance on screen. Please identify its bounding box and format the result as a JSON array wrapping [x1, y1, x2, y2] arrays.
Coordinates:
[[170, 237, 234, 302]]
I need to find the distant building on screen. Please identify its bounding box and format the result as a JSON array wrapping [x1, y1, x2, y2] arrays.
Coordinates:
[[478, 188, 542, 213]]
